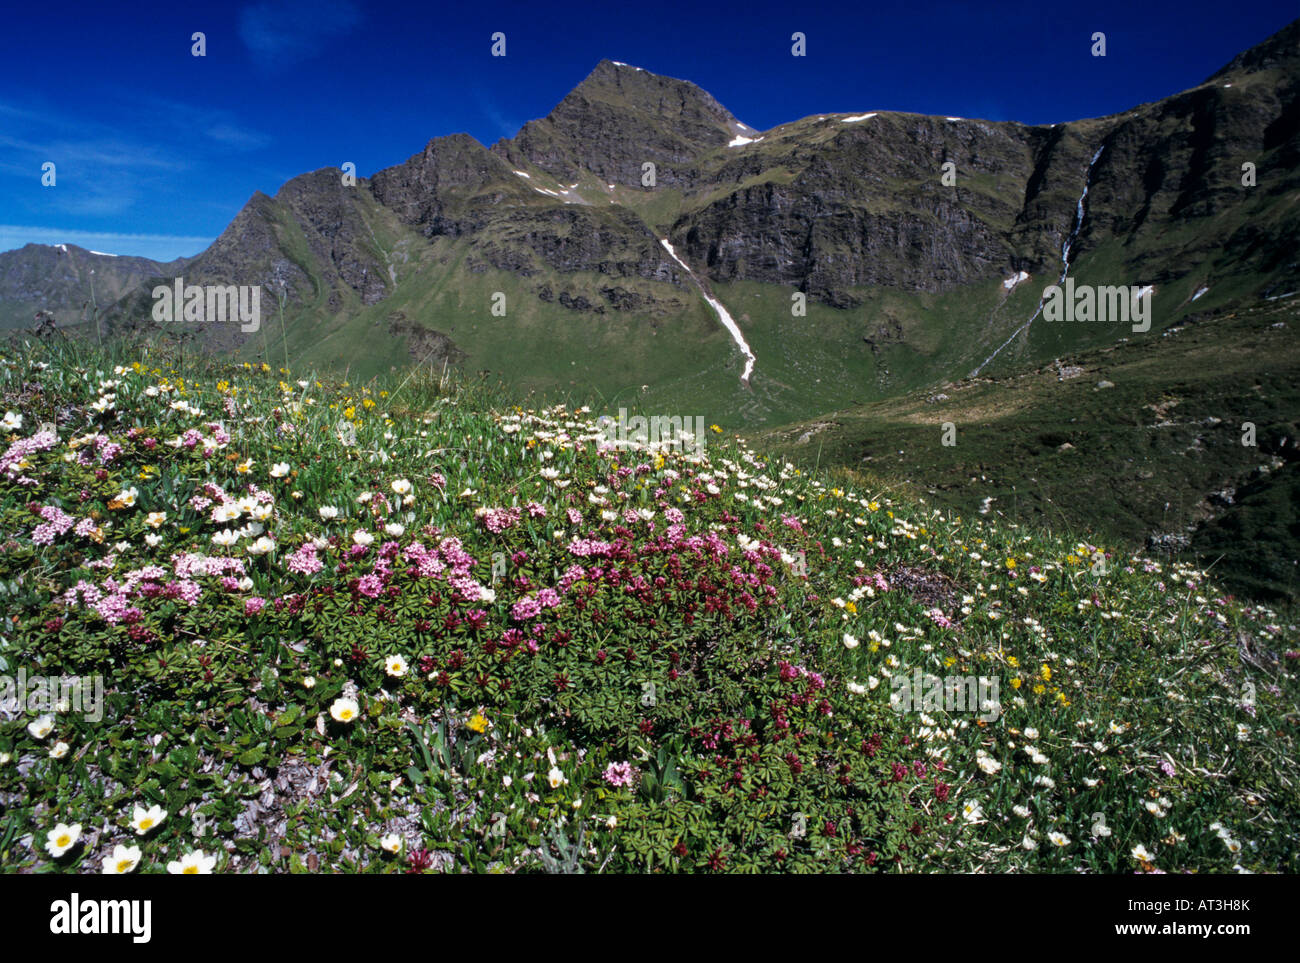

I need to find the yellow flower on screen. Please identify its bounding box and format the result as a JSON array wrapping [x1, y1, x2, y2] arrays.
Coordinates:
[[710, 424, 722, 434], [845, 601, 857, 614], [1040, 664, 1052, 681], [1011, 678, 1022, 689], [1005, 558, 1016, 569], [468, 713, 489, 734]]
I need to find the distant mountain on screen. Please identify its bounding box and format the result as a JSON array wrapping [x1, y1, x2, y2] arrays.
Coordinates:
[[79, 20, 1297, 420], [0, 243, 188, 330]]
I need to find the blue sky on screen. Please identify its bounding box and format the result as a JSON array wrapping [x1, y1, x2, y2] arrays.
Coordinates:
[[1, 0, 1295, 261]]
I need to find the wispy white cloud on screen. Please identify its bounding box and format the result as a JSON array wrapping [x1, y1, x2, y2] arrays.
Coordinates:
[[240, 0, 362, 67], [205, 123, 272, 150]]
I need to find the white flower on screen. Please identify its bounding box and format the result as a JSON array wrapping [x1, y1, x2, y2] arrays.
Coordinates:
[[1048, 831, 1070, 848], [247, 536, 275, 556], [102, 843, 142, 874], [379, 833, 403, 854], [167, 850, 217, 874], [391, 479, 412, 496], [1131, 844, 1156, 861], [131, 804, 168, 835], [145, 533, 162, 547], [1023, 728, 1039, 740], [1023, 746, 1050, 765], [45, 822, 82, 858], [212, 502, 241, 523], [49, 741, 70, 759], [975, 750, 1002, 775], [1012, 805, 1032, 818], [547, 767, 566, 789], [211, 529, 238, 547], [318, 506, 340, 520], [270, 462, 290, 478], [962, 800, 983, 823], [842, 633, 859, 650], [384, 523, 405, 537], [1022, 835, 1038, 851], [352, 530, 374, 547], [302, 676, 316, 689], [330, 697, 359, 723], [27, 714, 55, 740], [385, 655, 408, 678], [2, 411, 22, 430], [479, 586, 496, 603]]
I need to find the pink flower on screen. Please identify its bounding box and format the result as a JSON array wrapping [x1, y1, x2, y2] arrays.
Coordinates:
[[286, 543, 323, 576], [511, 597, 543, 622], [603, 761, 635, 788], [244, 597, 266, 615]]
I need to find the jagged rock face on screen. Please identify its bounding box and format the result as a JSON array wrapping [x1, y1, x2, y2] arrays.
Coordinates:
[[468, 206, 679, 281], [676, 127, 1032, 296], [1083, 76, 1300, 282], [370, 134, 530, 237], [273, 170, 390, 307]]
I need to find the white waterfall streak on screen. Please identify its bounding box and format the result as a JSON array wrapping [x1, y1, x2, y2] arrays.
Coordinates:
[[660, 239, 756, 383], [970, 145, 1105, 377]]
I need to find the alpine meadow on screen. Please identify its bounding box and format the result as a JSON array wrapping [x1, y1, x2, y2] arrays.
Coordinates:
[[0, 1, 1296, 899]]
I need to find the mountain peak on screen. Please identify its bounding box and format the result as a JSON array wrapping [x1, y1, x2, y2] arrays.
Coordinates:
[[1207, 16, 1300, 81], [495, 59, 752, 188], [565, 59, 741, 127]]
